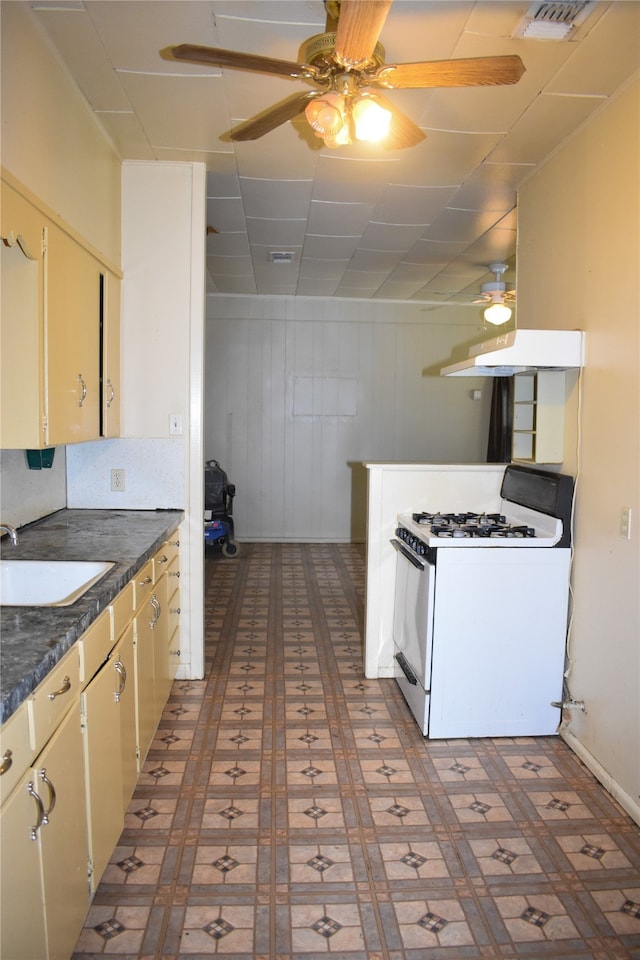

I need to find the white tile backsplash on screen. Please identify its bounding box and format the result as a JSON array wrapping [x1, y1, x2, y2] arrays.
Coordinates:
[[66, 438, 185, 509]]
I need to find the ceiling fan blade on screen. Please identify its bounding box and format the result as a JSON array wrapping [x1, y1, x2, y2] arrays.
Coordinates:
[[374, 55, 525, 89], [335, 0, 393, 67], [229, 91, 320, 141], [166, 44, 312, 80], [369, 92, 426, 149]]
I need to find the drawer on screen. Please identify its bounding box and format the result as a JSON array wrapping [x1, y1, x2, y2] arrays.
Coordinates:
[[133, 559, 154, 610], [167, 583, 180, 637], [111, 580, 134, 641], [27, 646, 80, 756], [0, 704, 32, 805], [77, 608, 112, 684], [153, 537, 179, 578]]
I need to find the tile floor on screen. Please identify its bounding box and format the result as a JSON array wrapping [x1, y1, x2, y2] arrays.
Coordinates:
[[73, 543, 640, 959]]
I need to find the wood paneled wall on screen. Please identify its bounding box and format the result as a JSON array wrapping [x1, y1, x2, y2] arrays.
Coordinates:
[[205, 297, 491, 542]]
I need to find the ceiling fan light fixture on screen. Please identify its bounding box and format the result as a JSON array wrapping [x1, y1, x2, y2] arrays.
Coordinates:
[[484, 301, 513, 325], [305, 92, 345, 138], [352, 93, 392, 142]]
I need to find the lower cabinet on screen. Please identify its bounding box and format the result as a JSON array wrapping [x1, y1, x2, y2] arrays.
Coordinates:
[[1, 699, 89, 960], [0, 529, 181, 958]]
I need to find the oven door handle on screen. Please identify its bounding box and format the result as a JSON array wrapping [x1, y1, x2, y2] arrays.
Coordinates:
[[395, 652, 418, 685], [390, 538, 426, 570]]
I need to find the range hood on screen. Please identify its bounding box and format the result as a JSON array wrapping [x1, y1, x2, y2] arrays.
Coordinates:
[[440, 329, 585, 377]]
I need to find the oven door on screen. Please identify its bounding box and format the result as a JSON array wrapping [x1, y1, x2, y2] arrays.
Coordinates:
[[391, 539, 436, 732]]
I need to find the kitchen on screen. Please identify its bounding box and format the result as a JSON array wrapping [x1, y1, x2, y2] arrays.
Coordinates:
[[0, 1, 638, 957]]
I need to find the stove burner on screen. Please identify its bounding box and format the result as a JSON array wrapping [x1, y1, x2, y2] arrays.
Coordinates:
[[411, 511, 536, 539]]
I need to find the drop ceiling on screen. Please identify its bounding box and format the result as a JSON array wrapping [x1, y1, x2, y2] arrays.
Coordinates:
[[28, 0, 639, 302]]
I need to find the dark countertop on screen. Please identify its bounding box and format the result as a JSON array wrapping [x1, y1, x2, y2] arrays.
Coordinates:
[[0, 508, 183, 724]]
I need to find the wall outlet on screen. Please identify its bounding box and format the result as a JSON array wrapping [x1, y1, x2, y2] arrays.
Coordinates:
[[111, 468, 125, 492]]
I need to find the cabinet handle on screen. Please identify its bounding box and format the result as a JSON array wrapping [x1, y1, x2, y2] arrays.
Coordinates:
[[168, 570, 180, 578], [48, 675, 71, 701], [138, 575, 152, 587], [149, 594, 161, 630], [0, 749, 13, 775], [156, 554, 169, 564], [169, 539, 180, 547], [77, 373, 87, 407], [169, 607, 181, 615], [114, 660, 126, 703], [170, 648, 181, 658], [105, 379, 115, 407], [27, 781, 45, 841], [39, 768, 56, 824]]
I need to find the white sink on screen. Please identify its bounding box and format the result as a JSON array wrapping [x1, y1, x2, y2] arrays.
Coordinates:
[[0, 559, 115, 607]]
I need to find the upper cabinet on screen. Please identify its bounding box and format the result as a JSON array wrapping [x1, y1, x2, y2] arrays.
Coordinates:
[[0, 173, 121, 449]]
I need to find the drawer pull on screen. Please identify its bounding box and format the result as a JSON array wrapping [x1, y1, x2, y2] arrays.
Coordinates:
[[114, 660, 127, 703], [168, 570, 180, 578], [48, 675, 71, 701], [156, 554, 169, 564], [170, 649, 181, 658], [0, 749, 13, 775], [105, 379, 115, 407], [138, 575, 152, 587], [169, 539, 180, 547], [170, 607, 181, 615], [27, 781, 45, 840], [39, 768, 56, 824]]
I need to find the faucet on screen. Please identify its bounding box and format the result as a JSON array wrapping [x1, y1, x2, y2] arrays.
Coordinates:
[[0, 524, 18, 546]]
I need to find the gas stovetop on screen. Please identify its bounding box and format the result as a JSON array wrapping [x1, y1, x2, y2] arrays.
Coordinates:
[[398, 501, 563, 548], [412, 511, 536, 539]]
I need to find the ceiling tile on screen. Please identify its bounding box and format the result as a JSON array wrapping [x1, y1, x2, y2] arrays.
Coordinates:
[[359, 222, 428, 251], [116, 73, 229, 151], [371, 184, 458, 224], [489, 92, 605, 165], [206, 198, 247, 232], [306, 201, 374, 236], [240, 177, 313, 218], [302, 235, 361, 259], [246, 219, 307, 246]]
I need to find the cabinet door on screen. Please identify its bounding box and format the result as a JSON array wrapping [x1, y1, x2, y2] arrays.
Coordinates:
[[0, 180, 45, 448], [45, 224, 101, 445], [37, 703, 90, 960], [134, 597, 157, 767], [0, 772, 48, 960], [117, 624, 138, 810], [82, 653, 125, 891], [101, 270, 121, 438]]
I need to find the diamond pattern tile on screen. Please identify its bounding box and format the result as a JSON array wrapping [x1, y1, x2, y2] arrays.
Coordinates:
[[72, 543, 640, 960]]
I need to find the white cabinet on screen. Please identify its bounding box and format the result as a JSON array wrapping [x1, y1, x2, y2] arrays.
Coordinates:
[[512, 371, 566, 464]]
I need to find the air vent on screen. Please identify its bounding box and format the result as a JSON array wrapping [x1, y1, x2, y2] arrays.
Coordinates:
[[514, 1, 593, 39], [269, 251, 296, 264]]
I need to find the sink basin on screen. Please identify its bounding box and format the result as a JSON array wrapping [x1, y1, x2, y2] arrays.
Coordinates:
[[0, 559, 115, 607]]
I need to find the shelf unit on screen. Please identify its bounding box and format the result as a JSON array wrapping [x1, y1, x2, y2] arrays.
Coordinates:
[[512, 370, 566, 463]]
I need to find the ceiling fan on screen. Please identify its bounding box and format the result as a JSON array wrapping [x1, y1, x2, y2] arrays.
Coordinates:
[[421, 263, 516, 324], [163, 0, 525, 149]]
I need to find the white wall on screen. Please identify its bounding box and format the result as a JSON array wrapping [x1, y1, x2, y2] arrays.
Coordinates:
[[205, 296, 492, 541], [517, 78, 640, 823]]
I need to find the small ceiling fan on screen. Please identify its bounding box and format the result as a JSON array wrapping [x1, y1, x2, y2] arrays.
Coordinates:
[[163, 0, 525, 149]]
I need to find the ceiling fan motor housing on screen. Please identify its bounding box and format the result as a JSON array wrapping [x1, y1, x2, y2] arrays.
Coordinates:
[[300, 32, 385, 74]]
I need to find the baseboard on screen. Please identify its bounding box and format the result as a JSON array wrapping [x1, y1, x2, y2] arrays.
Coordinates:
[[561, 727, 640, 826]]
